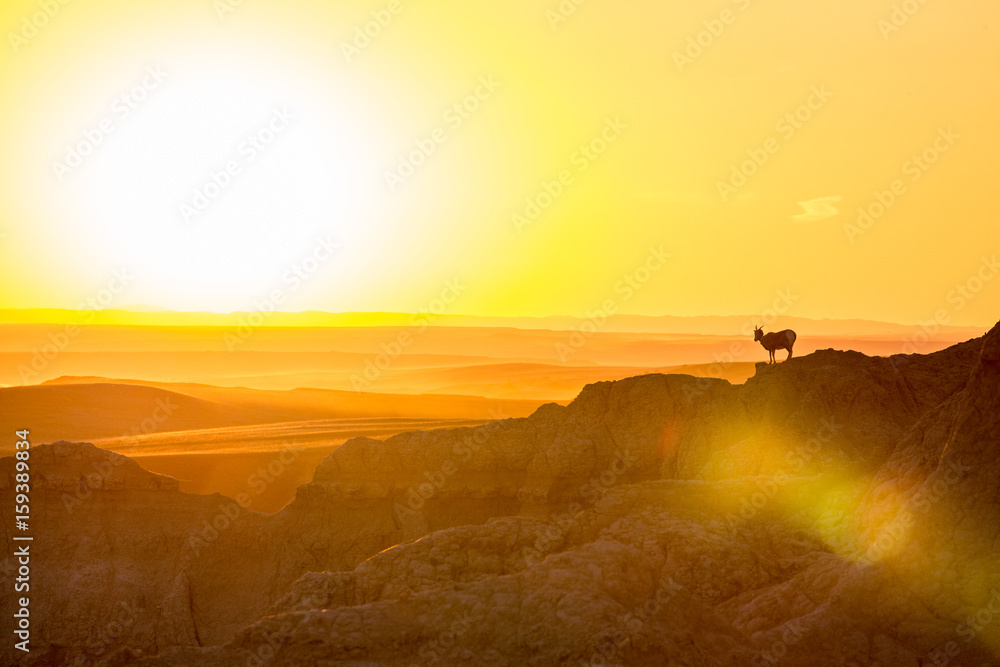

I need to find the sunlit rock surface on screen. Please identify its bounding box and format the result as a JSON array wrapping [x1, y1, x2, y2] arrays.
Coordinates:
[[2, 323, 998, 666]]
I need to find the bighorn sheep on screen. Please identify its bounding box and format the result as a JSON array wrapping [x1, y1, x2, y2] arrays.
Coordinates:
[[753, 326, 796, 364]]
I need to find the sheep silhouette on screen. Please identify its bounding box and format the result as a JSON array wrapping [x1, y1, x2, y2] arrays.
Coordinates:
[[753, 326, 796, 364]]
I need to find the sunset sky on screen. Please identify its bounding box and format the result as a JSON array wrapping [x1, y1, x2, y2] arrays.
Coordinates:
[[0, 0, 997, 326]]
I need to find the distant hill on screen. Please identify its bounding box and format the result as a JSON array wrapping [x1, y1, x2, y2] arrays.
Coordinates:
[[0, 379, 548, 444]]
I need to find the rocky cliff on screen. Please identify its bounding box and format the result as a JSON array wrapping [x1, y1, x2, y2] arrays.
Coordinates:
[[2, 325, 997, 665]]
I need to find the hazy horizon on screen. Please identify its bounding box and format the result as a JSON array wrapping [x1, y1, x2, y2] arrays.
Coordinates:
[[0, 307, 994, 331]]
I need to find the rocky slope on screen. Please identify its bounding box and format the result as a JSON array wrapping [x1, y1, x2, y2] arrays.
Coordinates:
[[2, 325, 997, 665]]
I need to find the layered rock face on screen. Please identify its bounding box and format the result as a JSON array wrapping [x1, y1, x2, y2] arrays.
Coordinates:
[[2, 327, 998, 665]]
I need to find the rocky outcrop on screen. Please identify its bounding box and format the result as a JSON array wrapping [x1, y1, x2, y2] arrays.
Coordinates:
[[0, 441, 178, 493], [133, 539, 756, 667], [3, 326, 998, 665], [1, 443, 232, 666], [854, 322, 1000, 656]]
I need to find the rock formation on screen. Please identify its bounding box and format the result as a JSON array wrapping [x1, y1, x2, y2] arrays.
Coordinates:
[[2, 324, 998, 665]]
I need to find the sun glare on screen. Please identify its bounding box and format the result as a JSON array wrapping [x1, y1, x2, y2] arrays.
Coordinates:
[[35, 46, 383, 312]]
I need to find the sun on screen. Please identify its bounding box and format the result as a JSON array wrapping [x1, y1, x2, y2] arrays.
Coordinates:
[[43, 53, 381, 312]]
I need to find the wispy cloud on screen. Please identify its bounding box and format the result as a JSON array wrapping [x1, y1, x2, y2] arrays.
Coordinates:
[[792, 195, 842, 222]]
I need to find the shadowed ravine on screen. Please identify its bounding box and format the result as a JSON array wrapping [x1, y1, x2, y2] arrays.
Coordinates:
[[2, 323, 999, 666]]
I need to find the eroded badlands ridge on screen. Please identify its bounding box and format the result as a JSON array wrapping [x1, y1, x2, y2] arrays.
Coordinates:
[[2, 326, 998, 665]]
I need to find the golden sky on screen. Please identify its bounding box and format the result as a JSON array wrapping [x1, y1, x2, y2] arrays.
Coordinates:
[[0, 0, 997, 325]]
